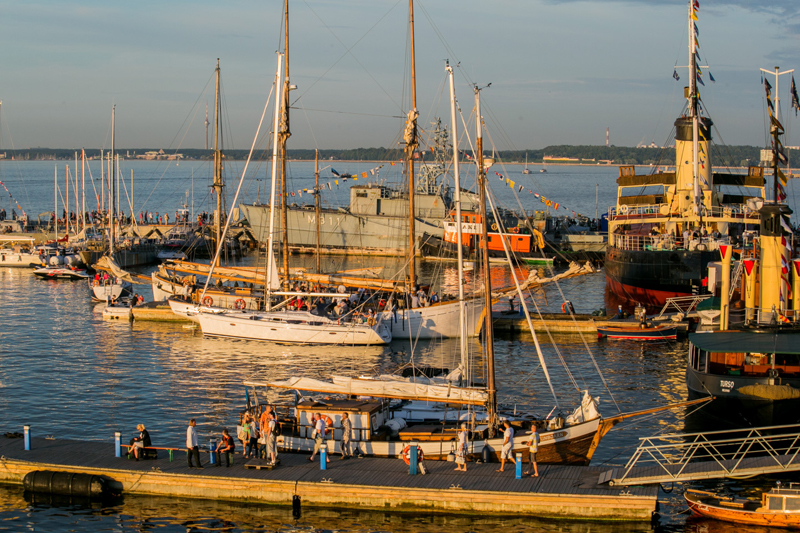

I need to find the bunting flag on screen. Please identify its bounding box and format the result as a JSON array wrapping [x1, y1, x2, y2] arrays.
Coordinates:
[[554, 203, 560, 210], [0, 180, 26, 216], [335, 180, 339, 186], [779, 168, 788, 187], [692, 9, 698, 21], [673, 69, 680, 81], [792, 76, 800, 116], [331, 168, 340, 177], [327, 182, 332, 190], [362, 172, 367, 178], [534, 193, 540, 198], [697, 76, 705, 86], [518, 185, 524, 192], [390, 161, 396, 166], [781, 216, 793, 235], [709, 72, 715, 83]]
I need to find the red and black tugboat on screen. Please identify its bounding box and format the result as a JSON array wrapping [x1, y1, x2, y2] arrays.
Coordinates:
[[605, 2, 766, 308]]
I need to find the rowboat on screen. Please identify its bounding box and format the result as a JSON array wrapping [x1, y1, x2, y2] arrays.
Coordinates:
[[685, 485, 800, 528], [597, 323, 677, 340]]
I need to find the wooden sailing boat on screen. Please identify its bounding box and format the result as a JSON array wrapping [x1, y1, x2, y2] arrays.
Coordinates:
[[685, 485, 800, 528]]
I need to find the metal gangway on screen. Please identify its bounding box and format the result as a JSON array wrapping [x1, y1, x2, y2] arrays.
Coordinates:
[[599, 424, 800, 486], [653, 294, 711, 322]]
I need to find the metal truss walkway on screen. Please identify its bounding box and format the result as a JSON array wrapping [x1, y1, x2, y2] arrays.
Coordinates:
[[598, 424, 800, 486]]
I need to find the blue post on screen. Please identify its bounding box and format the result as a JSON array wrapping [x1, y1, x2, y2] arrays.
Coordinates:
[[115, 432, 121, 458], [320, 444, 327, 470], [23, 426, 30, 451], [515, 453, 523, 479], [409, 442, 418, 475], [209, 440, 217, 465]]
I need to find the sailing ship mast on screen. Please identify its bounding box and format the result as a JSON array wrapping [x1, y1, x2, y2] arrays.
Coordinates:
[[687, 2, 702, 219], [760, 65, 794, 203], [212, 59, 224, 268], [279, 0, 291, 290], [446, 61, 470, 383], [474, 85, 497, 426], [109, 105, 116, 255], [265, 53, 286, 305], [315, 149, 321, 274], [405, 0, 419, 288]]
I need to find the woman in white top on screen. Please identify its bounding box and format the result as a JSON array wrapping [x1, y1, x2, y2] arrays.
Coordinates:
[[455, 422, 468, 472]]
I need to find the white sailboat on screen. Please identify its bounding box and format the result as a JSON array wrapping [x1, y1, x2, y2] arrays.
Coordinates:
[[0, 236, 40, 268], [192, 49, 391, 346], [522, 152, 532, 174]]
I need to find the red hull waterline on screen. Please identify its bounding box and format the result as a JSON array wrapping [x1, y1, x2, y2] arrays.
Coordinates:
[[605, 275, 690, 309]]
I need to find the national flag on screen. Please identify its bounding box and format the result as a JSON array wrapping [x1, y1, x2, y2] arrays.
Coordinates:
[[331, 168, 340, 177], [792, 76, 800, 116], [673, 69, 680, 81], [781, 255, 789, 274]]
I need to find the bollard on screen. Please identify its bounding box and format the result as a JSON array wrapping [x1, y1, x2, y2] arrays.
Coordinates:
[[23, 426, 30, 451], [515, 453, 523, 479], [209, 440, 217, 465], [168, 449, 174, 462], [409, 442, 418, 475], [320, 444, 328, 470], [115, 432, 121, 458]]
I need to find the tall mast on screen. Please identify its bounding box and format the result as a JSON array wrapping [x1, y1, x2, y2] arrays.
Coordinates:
[[100, 149, 104, 213], [447, 61, 469, 383], [277, 0, 292, 290], [315, 149, 321, 274], [688, 2, 701, 217], [110, 105, 116, 253], [474, 86, 496, 424], [266, 53, 286, 304], [65, 165, 70, 235], [760, 65, 794, 203], [81, 149, 86, 232], [204, 102, 210, 151], [54, 166, 58, 241], [213, 58, 224, 267], [405, 0, 419, 288]]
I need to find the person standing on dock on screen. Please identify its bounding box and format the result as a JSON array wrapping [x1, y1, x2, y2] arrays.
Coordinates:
[[524, 424, 540, 477], [455, 423, 468, 472], [340, 412, 352, 460], [186, 419, 203, 468], [309, 413, 329, 463], [496, 421, 516, 473], [265, 413, 278, 465]]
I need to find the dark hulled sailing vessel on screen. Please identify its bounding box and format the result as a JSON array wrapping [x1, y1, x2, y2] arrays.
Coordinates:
[[605, 2, 766, 307]]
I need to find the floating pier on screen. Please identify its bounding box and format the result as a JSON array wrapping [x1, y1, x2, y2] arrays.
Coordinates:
[[492, 312, 690, 336], [0, 434, 656, 520]]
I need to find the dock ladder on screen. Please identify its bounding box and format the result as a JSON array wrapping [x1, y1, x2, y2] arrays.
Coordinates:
[[599, 423, 800, 486]]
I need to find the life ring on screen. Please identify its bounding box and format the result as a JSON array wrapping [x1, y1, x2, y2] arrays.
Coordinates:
[[619, 205, 628, 215], [511, 227, 520, 233], [202, 296, 213, 307], [491, 223, 498, 231], [401, 444, 423, 465], [768, 368, 780, 379], [234, 298, 246, 310], [561, 301, 569, 313], [367, 317, 376, 326]]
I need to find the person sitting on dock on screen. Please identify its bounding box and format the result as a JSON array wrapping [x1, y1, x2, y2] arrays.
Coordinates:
[[496, 421, 516, 473], [131, 424, 151, 461], [215, 428, 235, 467]]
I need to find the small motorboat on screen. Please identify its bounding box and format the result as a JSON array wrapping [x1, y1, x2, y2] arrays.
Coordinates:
[[685, 485, 800, 528], [33, 266, 91, 280], [596, 323, 677, 340]]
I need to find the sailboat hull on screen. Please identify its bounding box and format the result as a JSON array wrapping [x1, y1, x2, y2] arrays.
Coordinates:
[[379, 297, 485, 339], [195, 309, 392, 345], [277, 417, 600, 464]]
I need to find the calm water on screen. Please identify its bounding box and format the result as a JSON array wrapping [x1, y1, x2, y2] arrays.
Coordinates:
[[0, 162, 786, 532]]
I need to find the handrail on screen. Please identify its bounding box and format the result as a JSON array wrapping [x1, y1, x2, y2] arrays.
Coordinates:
[[656, 295, 711, 319]]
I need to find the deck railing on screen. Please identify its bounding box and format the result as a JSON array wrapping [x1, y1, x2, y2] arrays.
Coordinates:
[[609, 233, 730, 252], [609, 204, 762, 220]]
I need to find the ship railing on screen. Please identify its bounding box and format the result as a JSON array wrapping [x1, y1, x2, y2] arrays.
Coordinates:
[[609, 204, 762, 220], [609, 233, 730, 252], [743, 306, 800, 325], [604, 423, 800, 486]]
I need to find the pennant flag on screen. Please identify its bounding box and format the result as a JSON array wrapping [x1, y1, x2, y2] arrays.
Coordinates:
[[518, 185, 524, 192], [673, 69, 680, 81], [779, 168, 788, 187], [792, 76, 800, 116], [540, 196, 546, 203], [534, 192, 540, 198], [709, 72, 715, 83], [697, 76, 705, 86], [509, 180, 515, 188], [353, 176, 357, 180], [327, 182, 332, 190], [362, 172, 367, 178], [693, 0, 699, 9], [794, 259, 800, 277], [298, 190, 302, 197], [291, 191, 296, 196], [691, 10, 698, 21], [390, 161, 395, 166], [781, 215, 793, 234], [331, 168, 340, 177], [505, 178, 510, 186], [698, 128, 707, 141], [370, 169, 375, 176], [335, 180, 339, 186], [554, 203, 559, 210]]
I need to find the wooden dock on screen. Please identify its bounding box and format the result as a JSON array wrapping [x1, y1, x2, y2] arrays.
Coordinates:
[[492, 312, 690, 336], [0, 435, 656, 520]]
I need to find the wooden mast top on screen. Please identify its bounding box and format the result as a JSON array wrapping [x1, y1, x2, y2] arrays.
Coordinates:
[[279, 0, 291, 290], [406, 0, 418, 287], [212, 59, 224, 268]]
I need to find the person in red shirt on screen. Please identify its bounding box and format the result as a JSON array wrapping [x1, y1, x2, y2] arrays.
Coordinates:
[[215, 428, 236, 467]]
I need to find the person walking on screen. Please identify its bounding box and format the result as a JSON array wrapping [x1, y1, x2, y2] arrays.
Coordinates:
[[215, 428, 235, 467], [186, 419, 202, 468], [454, 422, 468, 472], [524, 424, 540, 477], [340, 412, 352, 460], [496, 420, 516, 472]]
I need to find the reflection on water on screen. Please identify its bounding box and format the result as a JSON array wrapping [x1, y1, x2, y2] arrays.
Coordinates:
[[0, 261, 781, 532]]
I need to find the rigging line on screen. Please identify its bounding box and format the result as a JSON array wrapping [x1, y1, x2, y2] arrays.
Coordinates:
[[289, 106, 404, 119], [297, 0, 404, 113]]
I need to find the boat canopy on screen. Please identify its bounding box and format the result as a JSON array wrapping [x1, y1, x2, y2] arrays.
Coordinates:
[[245, 375, 489, 406], [689, 331, 800, 355]]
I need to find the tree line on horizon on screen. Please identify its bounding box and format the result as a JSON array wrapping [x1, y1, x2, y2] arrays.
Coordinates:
[[2, 144, 772, 167]]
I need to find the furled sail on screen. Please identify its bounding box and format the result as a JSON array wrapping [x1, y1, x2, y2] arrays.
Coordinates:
[[247, 375, 489, 406]]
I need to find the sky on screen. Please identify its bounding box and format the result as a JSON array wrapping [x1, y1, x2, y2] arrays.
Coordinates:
[[1, 0, 799, 151]]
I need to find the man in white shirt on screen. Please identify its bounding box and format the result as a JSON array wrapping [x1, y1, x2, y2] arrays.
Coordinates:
[[186, 418, 203, 468], [308, 413, 329, 463], [496, 420, 516, 472]]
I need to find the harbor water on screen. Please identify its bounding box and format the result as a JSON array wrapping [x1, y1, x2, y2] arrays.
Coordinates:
[[0, 161, 790, 532]]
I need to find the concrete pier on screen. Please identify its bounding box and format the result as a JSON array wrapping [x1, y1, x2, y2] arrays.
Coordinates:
[[0, 435, 656, 520]]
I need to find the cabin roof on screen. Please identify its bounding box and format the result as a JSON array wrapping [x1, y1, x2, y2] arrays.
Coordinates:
[[689, 331, 800, 354]]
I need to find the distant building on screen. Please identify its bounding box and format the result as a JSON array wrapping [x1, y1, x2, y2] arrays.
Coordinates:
[[137, 149, 183, 161]]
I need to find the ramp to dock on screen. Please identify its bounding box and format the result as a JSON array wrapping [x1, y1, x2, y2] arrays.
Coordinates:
[[0, 435, 656, 520], [599, 423, 800, 486]]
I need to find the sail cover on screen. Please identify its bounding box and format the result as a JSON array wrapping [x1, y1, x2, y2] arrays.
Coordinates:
[[93, 255, 134, 283], [246, 376, 489, 406]]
